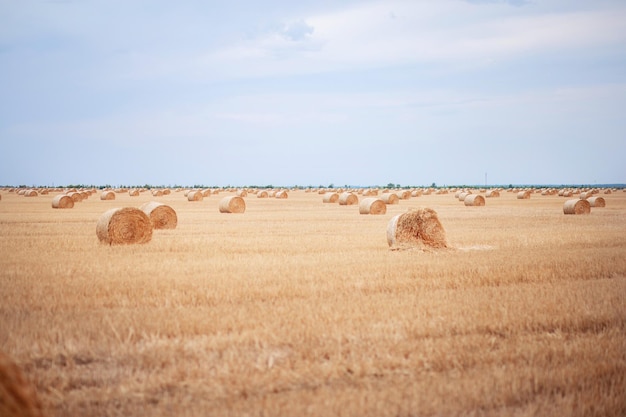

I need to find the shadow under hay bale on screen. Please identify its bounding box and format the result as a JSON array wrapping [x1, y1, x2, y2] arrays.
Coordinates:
[[140, 202, 177, 229], [359, 198, 386, 215], [51, 194, 74, 209], [387, 208, 448, 251], [563, 199, 591, 215], [219, 196, 246, 213], [0, 350, 45, 417], [96, 207, 153, 245]]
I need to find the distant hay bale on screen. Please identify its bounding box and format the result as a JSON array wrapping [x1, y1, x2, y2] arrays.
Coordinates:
[[275, 190, 288, 199], [129, 189, 140, 197], [0, 350, 45, 417], [458, 192, 471, 202], [151, 189, 164, 197], [67, 192, 83, 202], [219, 196, 246, 213], [24, 190, 38, 197], [411, 190, 422, 197], [139, 202, 177, 229], [96, 207, 152, 245], [397, 190, 411, 200], [579, 192, 593, 200], [51, 194, 74, 209], [517, 190, 531, 199], [380, 192, 399, 205], [587, 196, 605, 207], [323, 193, 339, 203], [100, 190, 116, 200], [464, 194, 485, 206], [236, 189, 248, 197], [187, 191, 203, 202], [256, 190, 268, 198], [485, 190, 500, 198], [359, 198, 386, 215], [387, 208, 448, 250], [563, 199, 591, 215], [338, 192, 358, 205]]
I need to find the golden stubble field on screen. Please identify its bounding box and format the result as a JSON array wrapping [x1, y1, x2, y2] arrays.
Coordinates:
[[1, 188, 625, 417]]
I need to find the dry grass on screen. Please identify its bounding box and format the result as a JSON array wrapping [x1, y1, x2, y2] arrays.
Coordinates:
[[1, 190, 626, 417]]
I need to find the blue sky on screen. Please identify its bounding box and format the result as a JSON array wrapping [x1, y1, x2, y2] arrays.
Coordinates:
[[1, 0, 625, 187]]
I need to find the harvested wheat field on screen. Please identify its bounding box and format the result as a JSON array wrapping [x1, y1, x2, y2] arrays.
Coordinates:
[[1, 188, 626, 417]]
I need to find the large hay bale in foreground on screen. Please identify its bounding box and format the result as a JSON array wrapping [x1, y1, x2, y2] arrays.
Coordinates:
[[587, 196, 606, 207], [96, 207, 152, 245], [139, 202, 177, 229], [100, 190, 115, 200], [0, 350, 45, 417], [338, 192, 358, 205], [323, 193, 339, 203], [464, 194, 485, 206], [359, 198, 386, 215], [387, 208, 448, 250], [219, 196, 246, 213], [51, 194, 74, 209], [563, 199, 591, 215]]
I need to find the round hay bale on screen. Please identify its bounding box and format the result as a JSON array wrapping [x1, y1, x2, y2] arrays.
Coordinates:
[[359, 198, 386, 215], [51, 194, 74, 209], [323, 193, 339, 203], [256, 190, 268, 198], [579, 192, 592, 200], [129, 189, 140, 197], [485, 190, 500, 198], [151, 189, 164, 197], [24, 190, 38, 197], [0, 350, 44, 417], [457, 192, 471, 202], [397, 190, 411, 200], [517, 190, 531, 199], [587, 196, 605, 207], [464, 194, 485, 206], [338, 192, 358, 205], [236, 189, 248, 197], [67, 192, 83, 202], [275, 190, 288, 199], [386, 208, 448, 250], [100, 190, 115, 200], [380, 193, 399, 205], [187, 191, 203, 202], [96, 207, 152, 245], [139, 202, 177, 229], [563, 199, 591, 215], [219, 196, 246, 213], [411, 190, 423, 197]]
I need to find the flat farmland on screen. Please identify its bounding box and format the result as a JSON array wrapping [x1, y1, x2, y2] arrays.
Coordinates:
[[1, 188, 625, 417]]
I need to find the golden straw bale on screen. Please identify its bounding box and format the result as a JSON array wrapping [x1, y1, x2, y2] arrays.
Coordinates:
[[187, 191, 203, 202], [323, 193, 339, 203], [458, 192, 471, 202], [0, 351, 44, 417], [275, 190, 288, 199], [139, 202, 177, 229], [236, 189, 248, 197], [51, 194, 74, 209], [151, 189, 164, 197], [397, 190, 411, 200], [387, 208, 448, 250], [219, 196, 246, 213], [517, 190, 531, 199], [359, 198, 386, 215], [24, 190, 38, 197], [256, 190, 269, 198], [96, 207, 153, 245], [380, 193, 399, 205], [411, 190, 422, 197], [563, 199, 591, 215], [587, 197, 605, 208], [129, 189, 140, 197], [338, 192, 358, 205], [485, 190, 500, 197], [100, 191, 115, 200], [579, 192, 593, 200], [464, 194, 485, 206]]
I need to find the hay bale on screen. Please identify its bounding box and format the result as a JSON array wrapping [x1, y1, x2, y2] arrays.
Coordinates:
[[563, 199, 591, 215], [517, 190, 531, 199], [129, 189, 140, 197], [96, 207, 152, 245], [579, 192, 593, 200], [51, 194, 74, 209], [464, 194, 485, 206], [236, 189, 248, 197], [457, 192, 471, 202], [256, 190, 268, 198], [275, 190, 288, 199], [323, 193, 339, 203], [359, 198, 386, 215], [139, 202, 177, 229], [485, 190, 500, 198], [587, 196, 606, 207], [187, 191, 203, 202], [100, 190, 115, 200], [219, 196, 246, 213], [380, 193, 399, 205], [23, 190, 38, 197], [386, 208, 448, 250], [338, 192, 358, 205], [151, 189, 164, 197], [0, 351, 44, 417]]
